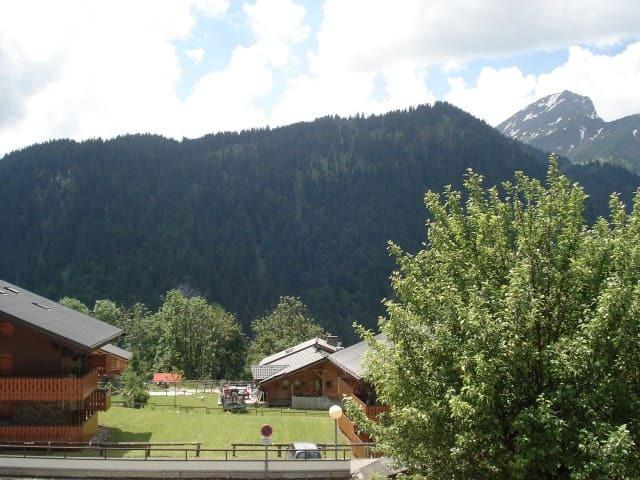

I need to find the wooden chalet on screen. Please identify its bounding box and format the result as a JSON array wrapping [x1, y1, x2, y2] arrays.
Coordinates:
[[0, 281, 122, 442], [89, 343, 132, 380], [254, 335, 389, 456]]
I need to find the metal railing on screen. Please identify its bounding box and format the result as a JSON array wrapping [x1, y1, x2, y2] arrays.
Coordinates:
[[0, 443, 357, 461], [111, 402, 333, 417]]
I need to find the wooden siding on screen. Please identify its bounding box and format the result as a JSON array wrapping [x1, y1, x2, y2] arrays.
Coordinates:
[[0, 317, 67, 375], [90, 354, 128, 379], [261, 359, 354, 406], [0, 413, 98, 442], [0, 369, 98, 402]]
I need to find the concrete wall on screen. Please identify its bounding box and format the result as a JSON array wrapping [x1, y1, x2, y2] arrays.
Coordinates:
[[291, 395, 335, 410]]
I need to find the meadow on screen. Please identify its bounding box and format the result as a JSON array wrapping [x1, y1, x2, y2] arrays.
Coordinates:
[[98, 393, 349, 459]]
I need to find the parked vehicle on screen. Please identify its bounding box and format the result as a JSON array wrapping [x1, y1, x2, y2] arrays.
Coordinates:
[[221, 385, 248, 412], [285, 442, 322, 459]]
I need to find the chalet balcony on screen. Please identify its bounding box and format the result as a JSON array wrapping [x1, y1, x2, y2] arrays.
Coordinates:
[[0, 369, 99, 402], [84, 388, 111, 412], [337, 377, 389, 421], [0, 412, 98, 443]]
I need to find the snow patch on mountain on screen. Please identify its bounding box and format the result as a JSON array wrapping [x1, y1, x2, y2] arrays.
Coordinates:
[[538, 93, 563, 111]]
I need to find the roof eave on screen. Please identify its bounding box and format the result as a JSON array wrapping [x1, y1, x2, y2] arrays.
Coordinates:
[[3, 311, 122, 353]]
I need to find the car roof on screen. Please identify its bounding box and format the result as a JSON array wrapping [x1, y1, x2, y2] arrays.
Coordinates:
[[291, 442, 318, 450]]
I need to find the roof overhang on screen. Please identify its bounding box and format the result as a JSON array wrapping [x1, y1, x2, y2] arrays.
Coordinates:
[[1, 310, 121, 353]]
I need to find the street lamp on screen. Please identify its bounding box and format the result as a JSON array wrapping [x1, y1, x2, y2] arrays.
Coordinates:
[[328, 404, 343, 460]]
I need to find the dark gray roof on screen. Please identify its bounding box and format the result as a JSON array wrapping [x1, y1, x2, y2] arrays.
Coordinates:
[[251, 364, 287, 381], [0, 280, 122, 351], [100, 343, 133, 361], [329, 333, 386, 379], [259, 338, 337, 366], [260, 347, 333, 383]]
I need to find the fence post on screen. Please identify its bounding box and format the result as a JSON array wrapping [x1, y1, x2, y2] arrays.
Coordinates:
[[232, 444, 236, 457], [196, 443, 201, 458]]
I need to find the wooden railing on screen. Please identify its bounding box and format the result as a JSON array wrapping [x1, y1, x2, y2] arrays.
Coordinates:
[[338, 414, 371, 458], [84, 388, 111, 412], [364, 404, 389, 420], [0, 369, 99, 402], [343, 388, 389, 421]]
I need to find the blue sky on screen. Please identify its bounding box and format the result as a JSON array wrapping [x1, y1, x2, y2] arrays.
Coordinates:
[[0, 0, 639, 156]]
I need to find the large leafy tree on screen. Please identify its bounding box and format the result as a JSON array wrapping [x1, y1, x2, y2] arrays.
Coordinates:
[[91, 299, 126, 330], [153, 290, 245, 379], [359, 160, 640, 478], [59, 296, 90, 315], [246, 296, 327, 367]]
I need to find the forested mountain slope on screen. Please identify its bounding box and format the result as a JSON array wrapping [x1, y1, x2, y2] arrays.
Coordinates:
[[1, 102, 638, 341]]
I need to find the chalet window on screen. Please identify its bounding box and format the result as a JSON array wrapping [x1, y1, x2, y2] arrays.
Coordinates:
[[0, 354, 12, 375], [0, 402, 12, 420], [326, 380, 332, 389], [0, 322, 13, 337]]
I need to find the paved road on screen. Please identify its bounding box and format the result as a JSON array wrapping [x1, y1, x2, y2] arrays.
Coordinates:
[[0, 456, 351, 479]]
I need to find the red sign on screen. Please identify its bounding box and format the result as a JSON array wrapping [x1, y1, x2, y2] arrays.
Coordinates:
[[260, 424, 273, 438]]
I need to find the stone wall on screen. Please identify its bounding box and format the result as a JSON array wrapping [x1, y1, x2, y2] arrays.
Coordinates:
[[12, 402, 66, 425]]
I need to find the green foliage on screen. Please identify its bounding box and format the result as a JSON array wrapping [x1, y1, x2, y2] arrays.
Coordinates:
[[246, 296, 327, 366], [91, 299, 126, 329], [59, 296, 90, 315], [361, 158, 640, 478], [2, 104, 638, 342], [153, 290, 246, 379], [120, 355, 150, 407]]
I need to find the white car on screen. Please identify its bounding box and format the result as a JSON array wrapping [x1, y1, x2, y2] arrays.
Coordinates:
[[285, 442, 322, 460]]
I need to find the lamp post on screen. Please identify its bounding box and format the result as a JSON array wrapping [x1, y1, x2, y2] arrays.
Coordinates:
[[328, 404, 343, 460]]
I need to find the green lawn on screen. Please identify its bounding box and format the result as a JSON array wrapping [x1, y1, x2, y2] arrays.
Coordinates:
[[97, 397, 349, 459]]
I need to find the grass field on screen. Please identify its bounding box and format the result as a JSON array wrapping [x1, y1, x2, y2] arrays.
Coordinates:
[[98, 393, 349, 459]]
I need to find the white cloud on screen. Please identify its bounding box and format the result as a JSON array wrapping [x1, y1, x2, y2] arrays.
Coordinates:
[[444, 42, 640, 125], [310, 0, 640, 74], [0, 0, 194, 154], [191, 0, 229, 18], [445, 68, 537, 125], [243, 0, 309, 68], [186, 48, 205, 64], [0, 0, 639, 156], [270, 0, 639, 130], [0, 0, 309, 154]]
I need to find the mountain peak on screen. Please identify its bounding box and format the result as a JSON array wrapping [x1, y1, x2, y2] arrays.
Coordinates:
[[497, 91, 603, 157], [498, 91, 640, 174], [529, 90, 599, 120]]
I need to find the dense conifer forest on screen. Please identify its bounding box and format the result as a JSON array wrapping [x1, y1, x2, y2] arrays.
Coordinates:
[[1, 102, 638, 341]]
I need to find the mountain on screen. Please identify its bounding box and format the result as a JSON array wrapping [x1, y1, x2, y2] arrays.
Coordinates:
[[498, 90, 640, 174], [1, 102, 639, 342]]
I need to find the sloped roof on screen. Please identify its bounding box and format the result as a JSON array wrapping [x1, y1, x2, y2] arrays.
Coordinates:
[[0, 280, 122, 352], [259, 337, 337, 366], [260, 347, 334, 383], [251, 364, 287, 381], [100, 343, 133, 361], [328, 333, 386, 379]]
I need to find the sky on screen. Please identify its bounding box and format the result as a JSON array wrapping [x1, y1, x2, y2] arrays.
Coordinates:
[[1, 0, 639, 156]]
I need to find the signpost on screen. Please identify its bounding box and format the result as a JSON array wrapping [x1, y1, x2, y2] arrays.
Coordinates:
[[261, 424, 272, 480]]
